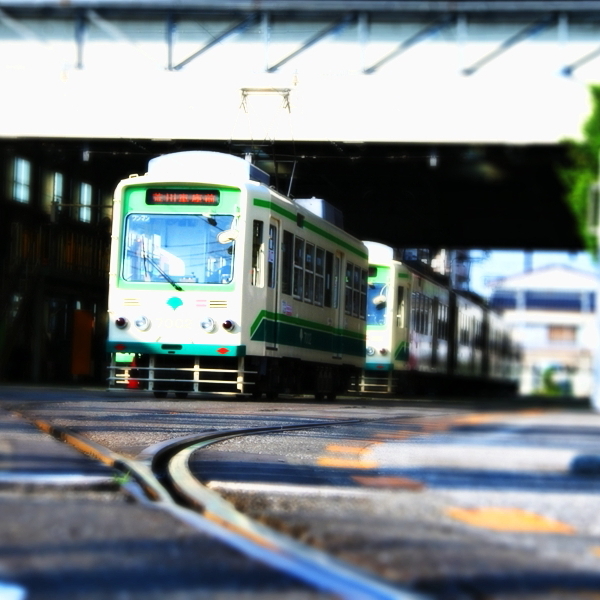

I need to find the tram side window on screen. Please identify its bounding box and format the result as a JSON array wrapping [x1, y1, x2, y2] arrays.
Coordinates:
[[459, 313, 469, 345], [324, 251, 334, 307], [396, 287, 405, 328], [304, 243, 314, 303], [334, 256, 341, 309], [268, 224, 277, 289], [251, 220, 264, 286], [281, 230, 293, 295], [475, 319, 483, 349], [345, 263, 353, 315], [423, 296, 431, 336], [293, 237, 304, 299], [360, 266, 367, 319], [437, 304, 448, 340], [344, 262, 367, 319], [412, 292, 428, 334], [314, 248, 324, 306]]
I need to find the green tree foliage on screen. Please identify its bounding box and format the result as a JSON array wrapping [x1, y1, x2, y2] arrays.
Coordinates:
[[561, 85, 600, 253]]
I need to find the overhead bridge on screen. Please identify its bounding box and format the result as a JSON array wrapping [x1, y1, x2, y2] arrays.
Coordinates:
[[1, 0, 600, 143]]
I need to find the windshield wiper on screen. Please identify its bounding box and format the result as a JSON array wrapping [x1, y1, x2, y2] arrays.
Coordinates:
[[142, 251, 183, 291]]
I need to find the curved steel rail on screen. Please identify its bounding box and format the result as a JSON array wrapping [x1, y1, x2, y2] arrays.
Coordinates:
[[25, 413, 430, 600]]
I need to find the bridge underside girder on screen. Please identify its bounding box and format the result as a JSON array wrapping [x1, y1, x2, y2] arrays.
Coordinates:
[[3, 137, 580, 251]]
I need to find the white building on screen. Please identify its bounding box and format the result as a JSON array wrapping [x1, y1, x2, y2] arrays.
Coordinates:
[[489, 265, 599, 398]]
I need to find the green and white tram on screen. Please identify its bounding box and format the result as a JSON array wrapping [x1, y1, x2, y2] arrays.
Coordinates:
[[107, 151, 368, 399], [360, 241, 519, 396]]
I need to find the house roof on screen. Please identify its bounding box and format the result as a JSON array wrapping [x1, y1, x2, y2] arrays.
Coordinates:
[[489, 264, 599, 292]]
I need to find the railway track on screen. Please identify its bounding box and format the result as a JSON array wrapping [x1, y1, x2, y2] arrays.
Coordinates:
[[25, 414, 428, 600]]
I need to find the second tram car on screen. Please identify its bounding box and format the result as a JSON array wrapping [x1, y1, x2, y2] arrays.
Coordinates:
[[107, 151, 368, 399], [360, 241, 519, 396]]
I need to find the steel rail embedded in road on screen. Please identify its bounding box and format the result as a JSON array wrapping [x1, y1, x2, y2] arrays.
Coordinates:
[[23, 412, 429, 600], [158, 421, 430, 600]]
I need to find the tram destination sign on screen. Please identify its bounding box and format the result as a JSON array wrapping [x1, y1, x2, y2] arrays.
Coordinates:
[[146, 189, 220, 205]]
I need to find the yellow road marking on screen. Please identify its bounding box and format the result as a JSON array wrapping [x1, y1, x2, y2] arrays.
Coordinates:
[[446, 507, 575, 534], [450, 414, 504, 426], [326, 444, 378, 454]]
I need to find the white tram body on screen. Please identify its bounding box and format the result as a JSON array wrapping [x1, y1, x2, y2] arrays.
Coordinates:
[[361, 241, 519, 396], [107, 151, 368, 398]]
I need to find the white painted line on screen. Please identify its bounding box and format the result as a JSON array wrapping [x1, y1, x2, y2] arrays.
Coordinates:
[[371, 443, 578, 471], [207, 480, 380, 496]]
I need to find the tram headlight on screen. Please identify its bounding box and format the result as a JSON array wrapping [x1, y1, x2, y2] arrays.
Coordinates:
[[200, 316, 216, 333], [115, 317, 128, 329], [380, 348, 388, 356], [366, 346, 376, 356], [222, 319, 235, 332], [134, 315, 151, 331]]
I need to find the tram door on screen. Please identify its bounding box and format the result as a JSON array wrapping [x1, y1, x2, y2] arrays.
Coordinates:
[[266, 220, 280, 349]]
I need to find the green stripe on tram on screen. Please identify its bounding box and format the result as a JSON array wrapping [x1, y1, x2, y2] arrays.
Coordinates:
[[253, 198, 367, 260], [250, 310, 365, 357]]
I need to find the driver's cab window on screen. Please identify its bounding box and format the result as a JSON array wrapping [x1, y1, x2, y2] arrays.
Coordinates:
[[367, 281, 388, 326]]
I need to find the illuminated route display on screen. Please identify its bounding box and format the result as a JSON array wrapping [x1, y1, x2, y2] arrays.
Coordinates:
[[146, 189, 220, 205]]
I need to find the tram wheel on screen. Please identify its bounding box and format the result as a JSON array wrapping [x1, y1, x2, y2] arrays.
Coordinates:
[[153, 391, 168, 398]]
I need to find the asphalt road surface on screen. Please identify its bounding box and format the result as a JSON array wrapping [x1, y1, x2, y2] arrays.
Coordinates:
[[1, 385, 599, 599]]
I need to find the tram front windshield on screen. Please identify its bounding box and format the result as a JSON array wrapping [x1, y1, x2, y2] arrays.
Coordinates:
[[367, 282, 388, 326], [122, 214, 235, 284]]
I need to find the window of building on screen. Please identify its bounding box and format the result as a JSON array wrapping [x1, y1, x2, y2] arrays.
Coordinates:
[[548, 325, 577, 343], [12, 157, 31, 203], [526, 291, 583, 312], [79, 182, 93, 222], [489, 290, 517, 310], [43, 171, 64, 217]]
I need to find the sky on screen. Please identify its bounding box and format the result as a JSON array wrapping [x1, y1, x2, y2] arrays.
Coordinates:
[[469, 250, 599, 298]]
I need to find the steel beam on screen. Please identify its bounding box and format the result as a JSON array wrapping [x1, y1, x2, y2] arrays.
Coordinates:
[[170, 13, 258, 71], [0, 8, 41, 41], [364, 16, 455, 74], [75, 12, 86, 69], [266, 14, 355, 73], [3, 2, 600, 15], [562, 46, 600, 76], [462, 15, 556, 76]]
